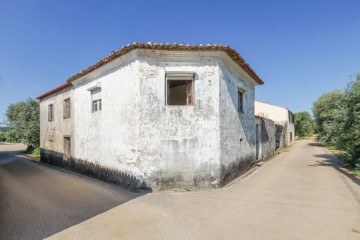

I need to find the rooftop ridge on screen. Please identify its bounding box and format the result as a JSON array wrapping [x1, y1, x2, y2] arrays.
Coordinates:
[[66, 42, 264, 85]]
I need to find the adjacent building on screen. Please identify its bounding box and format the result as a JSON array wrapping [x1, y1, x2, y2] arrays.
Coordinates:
[[255, 101, 295, 148], [37, 43, 264, 190]]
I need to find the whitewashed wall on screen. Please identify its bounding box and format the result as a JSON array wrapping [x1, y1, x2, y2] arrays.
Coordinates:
[[39, 49, 260, 189], [218, 61, 256, 181], [72, 50, 223, 188], [255, 101, 295, 146], [39, 87, 74, 162]]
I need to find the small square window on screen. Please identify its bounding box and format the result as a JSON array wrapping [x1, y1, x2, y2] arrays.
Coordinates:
[[48, 104, 54, 121], [63, 98, 71, 118], [92, 99, 102, 112], [166, 73, 194, 106]]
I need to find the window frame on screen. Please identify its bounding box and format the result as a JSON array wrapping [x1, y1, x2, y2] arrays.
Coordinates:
[[238, 89, 245, 113], [48, 104, 54, 121], [288, 112, 293, 123], [92, 99, 102, 113], [165, 73, 195, 106], [63, 98, 71, 119]]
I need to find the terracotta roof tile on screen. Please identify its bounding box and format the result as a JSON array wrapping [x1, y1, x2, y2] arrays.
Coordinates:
[[36, 82, 72, 100], [66, 43, 264, 84], [38, 43, 265, 100]]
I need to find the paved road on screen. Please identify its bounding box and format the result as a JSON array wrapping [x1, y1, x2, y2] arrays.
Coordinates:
[[50, 138, 360, 240], [0, 143, 142, 240]]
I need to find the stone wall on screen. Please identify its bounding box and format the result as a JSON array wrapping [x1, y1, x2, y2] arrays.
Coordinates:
[[256, 116, 276, 160]]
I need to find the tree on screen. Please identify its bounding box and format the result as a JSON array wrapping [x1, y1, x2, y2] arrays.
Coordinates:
[[312, 74, 360, 169], [5, 98, 39, 147], [342, 76, 360, 167], [312, 91, 347, 147], [0, 131, 6, 142], [294, 111, 314, 137]]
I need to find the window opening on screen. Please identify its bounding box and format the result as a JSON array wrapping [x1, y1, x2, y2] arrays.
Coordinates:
[[238, 90, 244, 113], [48, 104, 54, 121], [63, 98, 71, 118], [166, 73, 194, 106], [92, 99, 102, 112]]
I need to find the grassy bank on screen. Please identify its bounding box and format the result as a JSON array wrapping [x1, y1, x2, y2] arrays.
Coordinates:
[[327, 146, 360, 179], [26, 146, 40, 161]]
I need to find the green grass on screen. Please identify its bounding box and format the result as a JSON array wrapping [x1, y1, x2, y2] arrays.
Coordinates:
[[26, 146, 40, 161]]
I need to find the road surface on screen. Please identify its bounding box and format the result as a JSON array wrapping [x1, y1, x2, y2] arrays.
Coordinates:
[[0, 143, 142, 240], [49, 138, 360, 240]]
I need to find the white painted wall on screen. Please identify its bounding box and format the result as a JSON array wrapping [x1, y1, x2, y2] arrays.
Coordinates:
[[71, 50, 224, 188], [39, 87, 74, 157], [40, 49, 260, 189], [219, 60, 256, 179], [255, 101, 295, 146]]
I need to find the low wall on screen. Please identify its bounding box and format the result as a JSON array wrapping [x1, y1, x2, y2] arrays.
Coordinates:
[[256, 116, 276, 160]]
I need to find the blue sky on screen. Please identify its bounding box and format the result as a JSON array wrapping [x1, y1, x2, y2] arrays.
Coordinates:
[[0, 0, 359, 124]]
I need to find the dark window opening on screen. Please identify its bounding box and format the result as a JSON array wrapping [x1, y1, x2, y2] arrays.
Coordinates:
[[167, 79, 193, 105], [48, 104, 54, 121], [289, 112, 294, 123], [238, 91, 244, 113]]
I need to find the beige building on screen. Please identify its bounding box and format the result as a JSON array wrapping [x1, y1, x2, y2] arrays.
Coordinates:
[[255, 101, 295, 148]]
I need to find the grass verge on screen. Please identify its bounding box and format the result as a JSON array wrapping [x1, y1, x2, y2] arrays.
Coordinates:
[[329, 148, 360, 179], [26, 146, 40, 161]]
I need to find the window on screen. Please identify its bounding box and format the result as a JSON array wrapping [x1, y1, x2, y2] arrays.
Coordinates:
[[238, 90, 244, 113], [63, 98, 71, 118], [90, 87, 102, 113], [92, 99, 102, 112], [289, 112, 294, 123], [166, 73, 194, 105], [48, 104, 54, 121], [63, 136, 71, 161]]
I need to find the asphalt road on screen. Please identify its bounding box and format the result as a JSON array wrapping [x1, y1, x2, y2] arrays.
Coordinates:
[[0, 143, 142, 240], [50, 138, 360, 240]]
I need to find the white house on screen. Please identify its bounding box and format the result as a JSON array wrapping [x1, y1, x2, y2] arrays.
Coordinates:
[[255, 101, 295, 148], [37, 43, 264, 190]]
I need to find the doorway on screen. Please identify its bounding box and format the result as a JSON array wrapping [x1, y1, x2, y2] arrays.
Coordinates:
[[63, 136, 71, 165]]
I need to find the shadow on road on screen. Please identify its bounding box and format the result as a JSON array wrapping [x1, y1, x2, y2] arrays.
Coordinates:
[[0, 149, 146, 240], [310, 154, 360, 186], [307, 142, 324, 147]]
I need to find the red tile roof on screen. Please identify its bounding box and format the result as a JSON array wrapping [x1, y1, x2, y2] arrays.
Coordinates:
[[36, 82, 72, 100], [66, 43, 264, 85]]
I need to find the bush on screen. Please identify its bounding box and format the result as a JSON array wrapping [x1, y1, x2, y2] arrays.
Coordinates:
[[5, 98, 39, 147], [0, 131, 5, 142], [294, 111, 314, 137], [313, 74, 360, 169]]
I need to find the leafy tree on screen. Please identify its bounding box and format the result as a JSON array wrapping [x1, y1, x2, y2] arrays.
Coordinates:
[[294, 111, 314, 137], [0, 131, 6, 142], [312, 91, 347, 147], [313, 74, 360, 169], [342, 76, 360, 168], [5, 98, 39, 147]]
